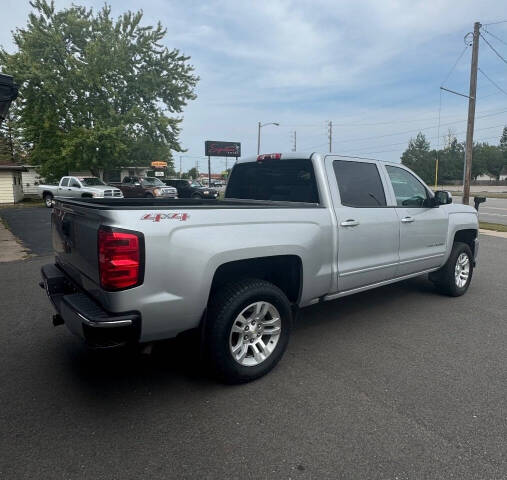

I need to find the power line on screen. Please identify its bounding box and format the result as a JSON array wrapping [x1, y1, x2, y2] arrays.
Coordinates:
[[331, 107, 507, 146], [340, 123, 506, 155], [478, 68, 507, 97], [480, 33, 507, 65], [441, 45, 469, 86], [482, 20, 507, 27], [482, 28, 507, 47]]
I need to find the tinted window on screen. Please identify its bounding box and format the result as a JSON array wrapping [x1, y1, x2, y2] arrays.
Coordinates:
[[80, 177, 105, 186], [140, 177, 164, 186], [69, 179, 80, 188], [226, 159, 319, 203], [333, 160, 386, 207], [60, 178, 69, 187], [386, 166, 428, 207]]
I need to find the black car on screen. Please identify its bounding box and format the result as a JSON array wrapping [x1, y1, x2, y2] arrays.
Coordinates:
[[163, 179, 219, 199]]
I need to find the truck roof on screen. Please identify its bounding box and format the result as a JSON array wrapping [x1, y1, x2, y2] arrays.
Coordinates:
[[237, 152, 385, 164]]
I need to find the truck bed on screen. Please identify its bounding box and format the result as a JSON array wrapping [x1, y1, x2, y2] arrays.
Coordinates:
[[54, 197, 323, 209]]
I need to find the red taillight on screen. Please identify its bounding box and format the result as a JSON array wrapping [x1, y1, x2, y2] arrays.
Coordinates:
[[98, 228, 143, 291], [257, 153, 282, 161]]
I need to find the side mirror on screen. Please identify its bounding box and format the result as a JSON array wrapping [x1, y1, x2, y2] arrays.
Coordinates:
[[433, 190, 452, 206]]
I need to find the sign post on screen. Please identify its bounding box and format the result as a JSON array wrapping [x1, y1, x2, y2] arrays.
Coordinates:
[[205, 141, 241, 187]]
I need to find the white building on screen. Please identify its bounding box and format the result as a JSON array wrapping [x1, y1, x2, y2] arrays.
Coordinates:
[[69, 166, 152, 182], [0, 164, 26, 204], [21, 165, 43, 196]]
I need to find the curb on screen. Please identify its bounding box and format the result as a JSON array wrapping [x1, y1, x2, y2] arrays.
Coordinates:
[[479, 229, 507, 239]]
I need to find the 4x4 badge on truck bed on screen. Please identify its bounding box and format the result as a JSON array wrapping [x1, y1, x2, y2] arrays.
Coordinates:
[[141, 213, 189, 222]]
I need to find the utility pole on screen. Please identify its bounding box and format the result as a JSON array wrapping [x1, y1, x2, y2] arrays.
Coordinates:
[[179, 156, 182, 179], [257, 121, 261, 155], [463, 21, 481, 205], [328, 121, 332, 153], [291, 131, 297, 151], [208, 156, 211, 188]]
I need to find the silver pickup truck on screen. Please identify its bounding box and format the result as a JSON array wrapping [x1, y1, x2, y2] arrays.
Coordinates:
[[41, 152, 479, 383], [38, 176, 123, 207]]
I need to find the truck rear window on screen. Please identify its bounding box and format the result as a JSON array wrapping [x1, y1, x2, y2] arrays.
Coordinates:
[[225, 159, 319, 203]]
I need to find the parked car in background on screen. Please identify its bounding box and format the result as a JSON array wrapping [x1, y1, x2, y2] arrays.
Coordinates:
[[110, 176, 178, 198], [38, 176, 123, 207], [163, 179, 219, 199], [42, 152, 478, 383]]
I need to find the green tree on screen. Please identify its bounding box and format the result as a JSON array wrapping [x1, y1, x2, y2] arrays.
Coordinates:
[[500, 126, 507, 153], [187, 167, 198, 179], [401, 132, 434, 184], [0, 112, 25, 164], [0, 0, 198, 180], [474, 143, 505, 180]]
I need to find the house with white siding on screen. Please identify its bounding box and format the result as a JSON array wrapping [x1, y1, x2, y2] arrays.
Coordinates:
[[0, 164, 26, 203], [21, 165, 43, 197]]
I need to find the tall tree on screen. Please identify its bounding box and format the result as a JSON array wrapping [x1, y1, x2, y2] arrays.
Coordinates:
[[401, 132, 434, 184], [0, 0, 198, 180], [500, 126, 507, 152]]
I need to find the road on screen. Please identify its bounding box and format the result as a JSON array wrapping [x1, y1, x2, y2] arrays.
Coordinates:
[[1, 207, 507, 479], [453, 196, 507, 226]]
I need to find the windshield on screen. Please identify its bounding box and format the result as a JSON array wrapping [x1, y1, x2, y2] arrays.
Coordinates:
[[79, 177, 105, 186], [191, 182, 203, 187], [140, 177, 165, 186], [225, 158, 319, 203]]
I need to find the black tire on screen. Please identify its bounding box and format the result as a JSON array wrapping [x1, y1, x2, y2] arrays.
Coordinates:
[[43, 193, 53, 208], [144, 193, 154, 198], [430, 242, 473, 297], [191, 193, 202, 199], [205, 278, 292, 384]]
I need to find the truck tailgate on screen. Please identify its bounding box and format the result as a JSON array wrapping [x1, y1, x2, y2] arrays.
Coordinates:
[[52, 201, 103, 291]]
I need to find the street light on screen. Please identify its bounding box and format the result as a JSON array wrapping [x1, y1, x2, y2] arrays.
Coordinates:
[[257, 121, 279, 155]]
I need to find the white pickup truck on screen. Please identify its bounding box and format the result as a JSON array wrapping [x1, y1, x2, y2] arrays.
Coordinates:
[[41, 153, 479, 383], [38, 176, 123, 207]]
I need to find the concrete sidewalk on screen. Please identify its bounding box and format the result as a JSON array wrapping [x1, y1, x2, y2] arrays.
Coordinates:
[[0, 220, 27, 262], [480, 228, 507, 239]]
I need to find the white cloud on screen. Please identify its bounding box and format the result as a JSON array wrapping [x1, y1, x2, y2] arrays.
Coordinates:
[[2, 0, 507, 171]]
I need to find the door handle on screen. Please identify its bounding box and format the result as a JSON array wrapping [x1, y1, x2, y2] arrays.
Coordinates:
[[340, 219, 359, 227], [401, 216, 414, 223]]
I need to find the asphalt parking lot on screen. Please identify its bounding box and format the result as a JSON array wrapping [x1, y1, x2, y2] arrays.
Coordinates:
[[1, 207, 506, 479]]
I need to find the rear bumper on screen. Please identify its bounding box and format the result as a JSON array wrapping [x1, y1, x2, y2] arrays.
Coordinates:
[[41, 264, 140, 348]]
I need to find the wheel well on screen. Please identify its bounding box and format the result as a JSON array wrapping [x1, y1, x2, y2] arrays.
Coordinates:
[[453, 229, 477, 255], [81, 193, 93, 198], [42, 191, 53, 198], [210, 255, 302, 304]]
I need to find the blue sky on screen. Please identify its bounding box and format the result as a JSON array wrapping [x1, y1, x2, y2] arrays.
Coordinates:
[[2, 0, 507, 173]]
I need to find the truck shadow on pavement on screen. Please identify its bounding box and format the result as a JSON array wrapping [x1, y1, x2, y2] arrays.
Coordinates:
[[57, 275, 440, 396]]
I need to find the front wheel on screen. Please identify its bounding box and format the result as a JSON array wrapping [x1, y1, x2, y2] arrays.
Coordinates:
[[43, 193, 53, 208], [205, 279, 292, 383], [191, 193, 202, 199], [430, 242, 473, 296]]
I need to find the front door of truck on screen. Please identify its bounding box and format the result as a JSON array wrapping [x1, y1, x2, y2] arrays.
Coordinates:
[[325, 157, 400, 292], [383, 164, 448, 276]]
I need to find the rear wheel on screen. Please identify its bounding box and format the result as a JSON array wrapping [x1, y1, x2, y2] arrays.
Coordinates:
[[430, 242, 473, 296], [43, 193, 53, 208], [191, 193, 202, 199], [205, 278, 292, 383], [144, 192, 154, 198]]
